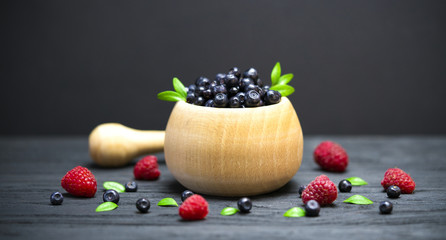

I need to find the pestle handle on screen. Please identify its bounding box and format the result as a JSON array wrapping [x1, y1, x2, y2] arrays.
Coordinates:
[[89, 123, 165, 167]]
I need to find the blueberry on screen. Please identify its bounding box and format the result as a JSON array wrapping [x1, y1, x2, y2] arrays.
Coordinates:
[[229, 96, 241, 108], [387, 185, 401, 199], [243, 68, 258, 80], [338, 179, 352, 193], [125, 181, 138, 192], [212, 85, 227, 95], [136, 198, 151, 213], [194, 96, 205, 106], [298, 185, 306, 198], [243, 83, 256, 93], [103, 189, 120, 204], [262, 85, 270, 92], [237, 197, 252, 213], [202, 89, 212, 99], [245, 90, 261, 107], [186, 93, 195, 104], [264, 90, 281, 105], [228, 86, 239, 96], [235, 92, 246, 104], [188, 84, 196, 93], [225, 74, 239, 87], [239, 78, 254, 89], [228, 67, 241, 78], [50, 192, 63, 205], [181, 190, 194, 202], [259, 99, 265, 106], [305, 200, 320, 217], [209, 80, 218, 88], [256, 78, 264, 87], [214, 93, 228, 108], [195, 76, 210, 87], [379, 201, 393, 214], [194, 86, 206, 97], [254, 85, 264, 98], [215, 73, 227, 85], [205, 99, 214, 107]]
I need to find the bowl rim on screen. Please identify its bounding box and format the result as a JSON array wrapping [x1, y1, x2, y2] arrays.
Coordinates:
[[174, 97, 291, 113]]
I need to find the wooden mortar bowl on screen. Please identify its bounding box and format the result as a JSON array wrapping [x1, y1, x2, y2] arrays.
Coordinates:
[[164, 97, 303, 197]]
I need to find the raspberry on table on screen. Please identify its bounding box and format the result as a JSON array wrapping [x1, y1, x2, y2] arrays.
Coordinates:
[[61, 166, 97, 198], [179, 194, 209, 221], [133, 155, 160, 180], [381, 168, 415, 194], [302, 175, 338, 206], [313, 141, 349, 172]]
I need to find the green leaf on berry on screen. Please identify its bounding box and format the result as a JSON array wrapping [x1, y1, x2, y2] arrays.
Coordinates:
[[278, 73, 294, 85], [271, 62, 281, 86], [345, 177, 368, 186], [220, 207, 239, 216], [270, 84, 295, 97], [283, 207, 306, 217], [343, 195, 373, 205], [173, 77, 187, 99], [157, 198, 178, 207], [103, 181, 125, 193], [157, 91, 185, 102], [96, 202, 118, 212]]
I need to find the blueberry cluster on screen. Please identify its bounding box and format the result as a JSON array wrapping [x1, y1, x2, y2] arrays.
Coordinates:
[[185, 67, 282, 108]]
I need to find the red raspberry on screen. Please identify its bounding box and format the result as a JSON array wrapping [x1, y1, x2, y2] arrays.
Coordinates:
[[179, 194, 209, 220], [314, 141, 348, 172], [302, 175, 337, 206], [61, 166, 97, 197], [381, 168, 415, 194], [133, 155, 160, 180]]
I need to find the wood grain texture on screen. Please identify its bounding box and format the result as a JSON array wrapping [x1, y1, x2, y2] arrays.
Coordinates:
[[164, 97, 303, 196], [0, 136, 446, 240], [89, 123, 165, 167]]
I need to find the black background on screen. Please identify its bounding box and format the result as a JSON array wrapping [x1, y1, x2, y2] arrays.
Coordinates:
[[1, 0, 445, 135]]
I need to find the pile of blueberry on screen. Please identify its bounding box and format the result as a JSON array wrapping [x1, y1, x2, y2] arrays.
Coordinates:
[[185, 67, 281, 108]]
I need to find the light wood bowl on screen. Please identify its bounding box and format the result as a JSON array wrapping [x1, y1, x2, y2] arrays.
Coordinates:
[[164, 97, 303, 196]]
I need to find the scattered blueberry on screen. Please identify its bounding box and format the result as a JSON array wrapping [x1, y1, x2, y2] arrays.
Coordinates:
[[186, 93, 195, 104], [237, 197, 252, 213], [228, 67, 241, 78], [103, 189, 120, 204], [181, 190, 194, 202], [225, 74, 239, 87], [50, 192, 63, 205], [195, 76, 210, 87], [125, 181, 138, 192], [379, 201, 393, 214], [194, 96, 205, 106], [215, 73, 226, 85], [298, 185, 306, 198], [387, 185, 401, 199], [205, 99, 214, 107], [338, 179, 352, 193], [136, 198, 151, 213], [305, 200, 320, 217]]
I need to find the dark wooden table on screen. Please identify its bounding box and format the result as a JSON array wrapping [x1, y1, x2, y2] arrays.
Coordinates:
[[1, 136, 445, 239]]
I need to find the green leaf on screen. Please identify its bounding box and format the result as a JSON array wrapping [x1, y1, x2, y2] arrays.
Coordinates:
[[278, 73, 294, 85], [96, 202, 118, 212], [103, 181, 125, 193], [270, 84, 295, 97], [157, 91, 185, 102], [220, 207, 239, 216], [157, 198, 178, 207], [343, 195, 373, 205], [283, 207, 306, 217], [173, 77, 187, 99], [345, 177, 368, 186], [271, 62, 281, 86]]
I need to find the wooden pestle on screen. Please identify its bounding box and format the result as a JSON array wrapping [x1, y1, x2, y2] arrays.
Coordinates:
[[89, 123, 165, 167]]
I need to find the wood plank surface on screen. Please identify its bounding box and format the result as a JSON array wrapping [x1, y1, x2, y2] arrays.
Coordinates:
[[0, 136, 445, 239]]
